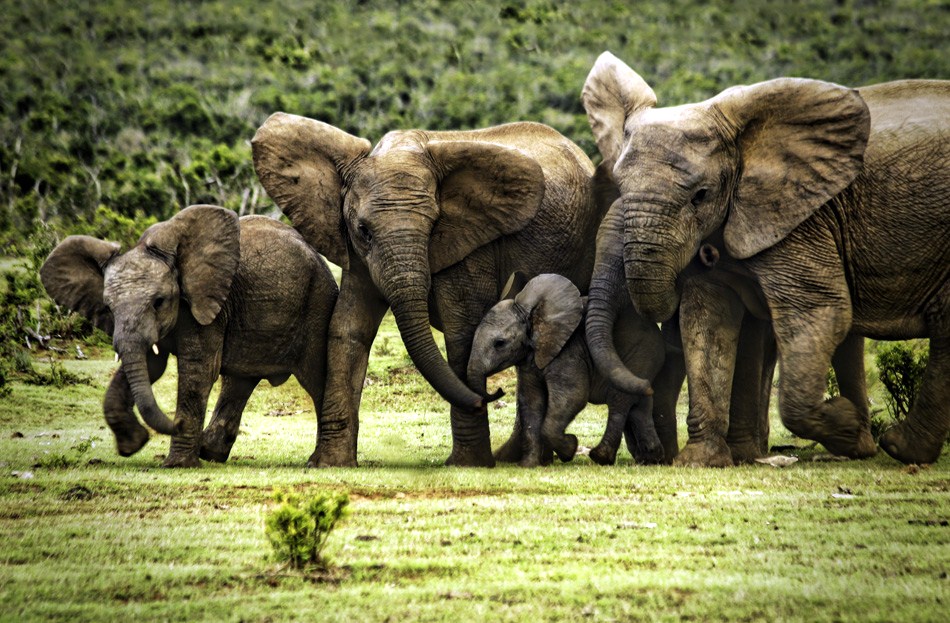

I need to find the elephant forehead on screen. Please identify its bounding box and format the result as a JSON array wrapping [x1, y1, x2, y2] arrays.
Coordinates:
[[103, 252, 175, 299]]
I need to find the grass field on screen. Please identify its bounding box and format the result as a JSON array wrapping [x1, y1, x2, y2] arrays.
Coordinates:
[[1, 313, 947, 622]]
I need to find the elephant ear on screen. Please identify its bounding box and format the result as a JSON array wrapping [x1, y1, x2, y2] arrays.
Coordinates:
[[252, 112, 371, 268], [40, 235, 120, 335], [500, 271, 530, 301], [144, 205, 240, 326], [514, 274, 583, 369], [712, 78, 870, 259], [427, 139, 545, 274], [582, 51, 657, 171]]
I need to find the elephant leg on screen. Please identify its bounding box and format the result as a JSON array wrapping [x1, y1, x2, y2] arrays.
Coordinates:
[[649, 317, 685, 463], [726, 315, 776, 464], [164, 325, 224, 468], [590, 390, 634, 466], [624, 395, 664, 465], [494, 404, 525, 464], [832, 333, 870, 424], [515, 367, 547, 467], [312, 266, 388, 467], [200, 375, 260, 463], [881, 336, 950, 464], [674, 279, 744, 467], [540, 364, 589, 463], [103, 367, 151, 457]]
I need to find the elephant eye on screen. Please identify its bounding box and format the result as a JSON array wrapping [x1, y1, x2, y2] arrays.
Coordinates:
[[691, 188, 708, 207], [357, 222, 373, 244], [153, 297, 165, 310], [493, 338, 507, 350]]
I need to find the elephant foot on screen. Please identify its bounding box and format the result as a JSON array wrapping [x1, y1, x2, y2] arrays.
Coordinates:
[[199, 431, 237, 463], [801, 397, 877, 459], [880, 422, 943, 465], [493, 435, 524, 464], [674, 438, 734, 468], [551, 434, 578, 463], [162, 452, 201, 468], [445, 443, 496, 468], [306, 448, 358, 468], [114, 426, 150, 457], [633, 441, 666, 466], [589, 443, 618, 466], [729, 439, 767, 465]]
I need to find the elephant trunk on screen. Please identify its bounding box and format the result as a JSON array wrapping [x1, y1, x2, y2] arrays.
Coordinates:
[[587, 200, 654, 396], [115, 341, 177, 435], [377, 232, 486, 411], [621, 195, 694, 323]]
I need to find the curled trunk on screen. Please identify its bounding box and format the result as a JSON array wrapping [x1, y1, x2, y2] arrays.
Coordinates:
[[118, 346, 177, 435], [586, 200, 654, 396]]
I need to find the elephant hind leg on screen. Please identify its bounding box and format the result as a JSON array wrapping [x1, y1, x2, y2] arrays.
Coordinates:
[[200, 375, 260, 463], [881, 336, 950, 464]]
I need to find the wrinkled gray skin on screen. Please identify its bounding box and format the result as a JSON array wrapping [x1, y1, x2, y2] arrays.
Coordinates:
[[583, 52, 950, 464], [40, 206, 337, 467], [468, 274, 665, 467], [252, 116, 641, 467]]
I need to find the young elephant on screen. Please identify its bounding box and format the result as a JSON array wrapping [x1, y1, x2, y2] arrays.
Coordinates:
[[40, 205, 338, 467], [467, 273, 665, 467]]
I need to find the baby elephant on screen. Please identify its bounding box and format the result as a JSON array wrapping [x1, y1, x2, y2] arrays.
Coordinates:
[[467, 273, 664, 467], [40, 205, 338, 467]]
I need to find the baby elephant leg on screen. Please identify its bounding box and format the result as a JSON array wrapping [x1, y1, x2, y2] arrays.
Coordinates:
[[623, 395, 664, 465], [541, 367, 590, 463], [200, 376, 260, 462]]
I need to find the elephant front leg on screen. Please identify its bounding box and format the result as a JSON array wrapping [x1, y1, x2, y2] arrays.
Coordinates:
[[312, 267, 388, 467], [164, 328, 222, 468], [513, 368, 547, 467], [103, 367, 150, 457], [725, 315, 776, 464], [881, 336, 950, 464], [540, 367, 589, 463], [674, 279, 744, 467], [200, 376, 260, 462], [649, 318, 686, 463]]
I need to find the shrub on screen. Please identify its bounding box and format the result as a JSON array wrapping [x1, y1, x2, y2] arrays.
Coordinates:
[[875, 341, 929, 421], [264, 489, 349, 570]]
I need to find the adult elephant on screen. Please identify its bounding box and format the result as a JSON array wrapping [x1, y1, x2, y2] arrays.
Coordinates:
[[252, 115, 629, 467], [582, 52, 949, 464]]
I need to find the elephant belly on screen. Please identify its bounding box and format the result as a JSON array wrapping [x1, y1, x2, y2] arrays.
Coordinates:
[[220, 333, 301, 379]]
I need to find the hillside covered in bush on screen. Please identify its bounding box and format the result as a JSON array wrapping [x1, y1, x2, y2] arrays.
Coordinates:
[[1, 0, 947, 248]]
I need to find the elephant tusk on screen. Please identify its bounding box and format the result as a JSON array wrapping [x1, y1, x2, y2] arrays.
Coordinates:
[[152, 344, 160, 355], [114, 352, 119, 362]]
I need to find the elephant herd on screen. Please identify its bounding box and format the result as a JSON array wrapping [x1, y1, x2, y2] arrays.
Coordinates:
[[41, 52, 950, 469]]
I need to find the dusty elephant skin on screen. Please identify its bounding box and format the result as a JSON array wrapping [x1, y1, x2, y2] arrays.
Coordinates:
[[252, 115, 613, 467], [40, 206, 338, 467], [468, 273, 664, 468], [582, 51, 950, 464]]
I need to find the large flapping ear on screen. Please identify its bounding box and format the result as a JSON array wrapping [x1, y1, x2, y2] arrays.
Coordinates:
[[427, 139, 545, 273], [514, 274, 583, 369], [40, 236, 120, 335], [582, 51, 657, 171], [711, 78, 870, 259], [252, 112, 371, 268], [145, 205, 240, 325]]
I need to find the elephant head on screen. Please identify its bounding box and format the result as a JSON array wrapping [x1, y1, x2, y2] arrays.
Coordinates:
[[582, 51, 871, 322], [40, 205, 240, 435], [467, 274, 584, 398], [252, 114, 545, 411]]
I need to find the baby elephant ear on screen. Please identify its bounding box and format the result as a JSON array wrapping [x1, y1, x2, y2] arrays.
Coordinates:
[[40, 236, 120, 335], [711, 78, 870, 259], [146, 205, 241, 325], [500, 271, 530, 301], [514, 274, 583, 369], [427, 139, 545, 274]]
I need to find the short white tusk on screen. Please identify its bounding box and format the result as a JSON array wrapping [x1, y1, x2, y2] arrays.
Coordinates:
[[152, 344, 160, 355], [114, 352, 119, 362]]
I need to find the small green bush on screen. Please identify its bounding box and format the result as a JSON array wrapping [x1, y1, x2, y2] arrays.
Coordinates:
[[875, 341, 929, 421], [264, 490, 349, 570]]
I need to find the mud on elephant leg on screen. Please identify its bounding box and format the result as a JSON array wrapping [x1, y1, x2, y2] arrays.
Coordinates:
[[103, 368, 150, 457], [881, 336, 950, 464], [200, 376, 260, 463]]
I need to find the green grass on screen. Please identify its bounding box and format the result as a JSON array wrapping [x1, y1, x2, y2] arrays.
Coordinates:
[[1, 314, 948, 622]]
